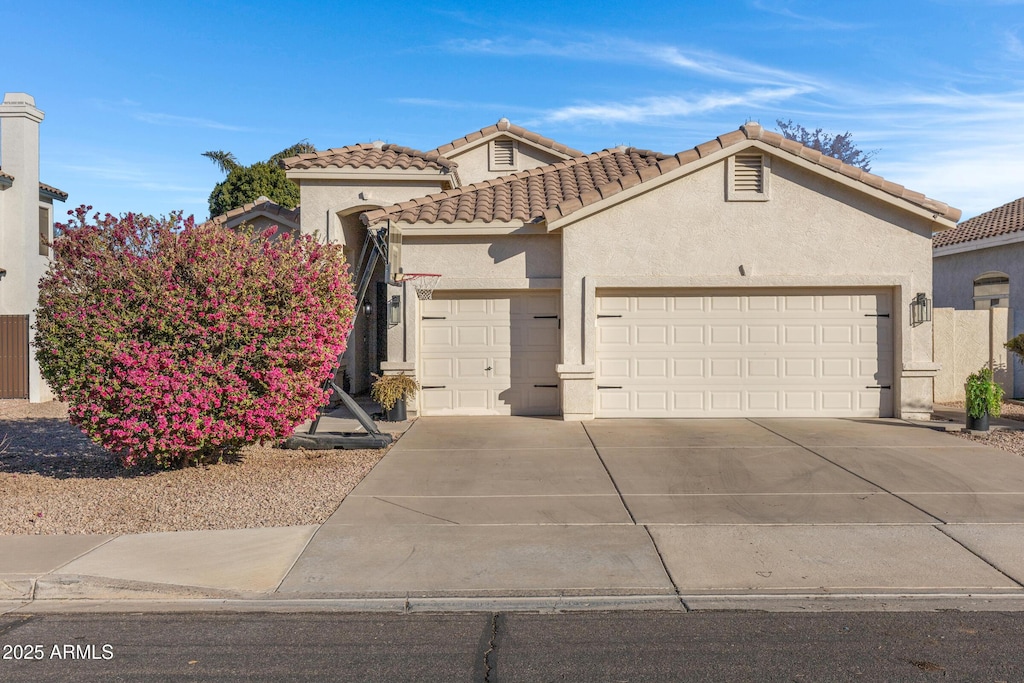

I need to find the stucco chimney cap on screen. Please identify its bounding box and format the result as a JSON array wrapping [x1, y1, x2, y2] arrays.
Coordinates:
[[2, 93, 35, 106]]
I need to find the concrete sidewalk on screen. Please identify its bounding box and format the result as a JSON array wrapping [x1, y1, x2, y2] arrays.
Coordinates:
[[4, 416, 1024, 613]]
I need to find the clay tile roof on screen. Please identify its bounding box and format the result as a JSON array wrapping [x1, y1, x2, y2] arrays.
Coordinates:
[[933, 196, 1024, 249], [739, 122, 961, 223], [432, 119, 585, 158], [279, 142, 457, 174], [363, 124, 960, 229], [0, 168, 67, 200], [203, 197, 300, 229], [361, 147, 669, 227], [39, 182, 68, 200]]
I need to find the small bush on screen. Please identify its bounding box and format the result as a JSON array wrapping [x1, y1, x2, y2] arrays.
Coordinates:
[[1006, 333, 1024, 365], [35, 206, 355, 467], [370, 373, 420, 411], [964, 366, 1004, 419]]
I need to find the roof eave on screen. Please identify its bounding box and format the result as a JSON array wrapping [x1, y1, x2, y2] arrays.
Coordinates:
[[547, 139, 959, 232], [285, 168, 457, 185], [934, 229, 1024, 257], [39, 184, 68, 202], [439, 130, 578, 162]]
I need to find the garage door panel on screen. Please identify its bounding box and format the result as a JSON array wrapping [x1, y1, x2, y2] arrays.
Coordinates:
[[636, 325, 668, 345], [420, 293, 559, 416], [597, 290, 893, 418]]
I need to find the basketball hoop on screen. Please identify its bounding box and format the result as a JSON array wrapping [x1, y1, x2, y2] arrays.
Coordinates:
[[398, 273, 441, 300]]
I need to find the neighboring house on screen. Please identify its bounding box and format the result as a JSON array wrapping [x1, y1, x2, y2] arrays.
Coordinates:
[[205, 195, 301, 238], [0, 93, 67, 402], [933, 196, 1024, 397], [284, 120, 958, 420]]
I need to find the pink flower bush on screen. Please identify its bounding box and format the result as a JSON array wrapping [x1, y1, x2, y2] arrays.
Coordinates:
[[35, 206, 355, 467]]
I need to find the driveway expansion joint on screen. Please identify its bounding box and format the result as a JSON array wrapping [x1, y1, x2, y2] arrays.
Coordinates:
[[746, 418, 948, 524], [934, 525, 1024, 589]]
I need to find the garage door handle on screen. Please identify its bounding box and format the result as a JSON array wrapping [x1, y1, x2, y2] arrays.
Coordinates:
[[422, 316, 447, 320], [597, 385, 622, 390], [421, 385, 446, 389], [864, 314, 890, 318], [534, 384, 557, 388], [865, 385, 891, 389], [597, 314, 622, 318]]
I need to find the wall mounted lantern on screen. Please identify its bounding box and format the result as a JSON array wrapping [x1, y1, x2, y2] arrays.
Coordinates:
[[0, 268, 6, 281], [910, 292, 932, 326], [388, 295, 402, 325]]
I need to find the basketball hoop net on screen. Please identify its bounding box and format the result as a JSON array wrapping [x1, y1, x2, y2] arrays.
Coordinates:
[[397, 273, 441, 300]]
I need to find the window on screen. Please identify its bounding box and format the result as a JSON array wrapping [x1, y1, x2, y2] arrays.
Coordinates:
[[38, 205, 50, 256], [488, 138, 518, 171], [973, 271, 1009, 310], [726, 153, 771, 201]]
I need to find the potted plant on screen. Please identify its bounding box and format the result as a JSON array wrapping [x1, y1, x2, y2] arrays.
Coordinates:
[[370, 372, 419, 422], [964, 366, 1004, 431]]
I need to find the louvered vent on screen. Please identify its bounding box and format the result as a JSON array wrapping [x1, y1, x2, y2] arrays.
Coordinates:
[[490, 139, 516, 170], [733, 154, 763, 192]]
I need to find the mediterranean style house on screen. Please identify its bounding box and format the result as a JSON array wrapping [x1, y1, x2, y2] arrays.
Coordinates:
[[0, 93, 66, 401], [933, 196, 1024, 398], [273, 119, 959, 420]]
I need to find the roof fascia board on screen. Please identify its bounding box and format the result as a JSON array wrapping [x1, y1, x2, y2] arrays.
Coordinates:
[[548, 140, 957, 232], [933, 230, 1024, 257], [39, 187, 66, 202], [444, 130, 575, 160]]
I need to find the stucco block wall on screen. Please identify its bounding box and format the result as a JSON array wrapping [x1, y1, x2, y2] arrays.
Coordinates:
[[934, 243, 1024, 397], [402, 234, 561, 283], [558, 154, 938, 419], [933, 307, 1013, 402]]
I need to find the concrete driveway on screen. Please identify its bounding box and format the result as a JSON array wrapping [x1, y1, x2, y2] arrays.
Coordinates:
[[281, 417, 1024, 603]]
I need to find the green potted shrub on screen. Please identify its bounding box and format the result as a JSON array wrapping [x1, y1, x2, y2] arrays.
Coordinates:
[[964, 366, 1004, 431], [370, 372, 419, 422]]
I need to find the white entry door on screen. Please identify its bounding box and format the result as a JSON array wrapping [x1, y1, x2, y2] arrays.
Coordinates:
[[596, 290, 893, 417], [419, 293, 560, 415]]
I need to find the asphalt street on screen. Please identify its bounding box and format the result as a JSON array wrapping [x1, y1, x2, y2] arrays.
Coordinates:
[[2, 611, 1023, 681]]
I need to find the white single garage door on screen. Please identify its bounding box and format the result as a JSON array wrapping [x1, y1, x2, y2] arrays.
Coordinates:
[[419, 292, 560, 416], [596, 290, 893, 418]]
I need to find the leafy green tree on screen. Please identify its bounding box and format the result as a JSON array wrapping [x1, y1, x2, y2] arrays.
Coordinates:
[[204, 141, 315, 217], [776, 120, 876, 172]]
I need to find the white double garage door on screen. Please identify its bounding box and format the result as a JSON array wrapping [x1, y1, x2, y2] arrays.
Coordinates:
[[419, 289, 893, 418]]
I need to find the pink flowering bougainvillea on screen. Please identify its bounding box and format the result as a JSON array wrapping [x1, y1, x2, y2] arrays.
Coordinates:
[[35, 206, 355, 467]]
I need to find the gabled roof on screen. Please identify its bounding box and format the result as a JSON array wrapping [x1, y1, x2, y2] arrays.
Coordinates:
[[0, 167, 67, 200], [363, 122, 960, 229], [433, 118, 584, 159], [279, 142, 458, 174], [933, 196, 1024, 249], [361, 146, 668, 226], [203, 196, 300, 231]]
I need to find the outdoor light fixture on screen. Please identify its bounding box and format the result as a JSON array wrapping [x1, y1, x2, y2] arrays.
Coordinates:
[[363, 301, 373, 316], [388, 294, 402, 325], [910, 292, 931, 326], [0, 268, 6, 281]]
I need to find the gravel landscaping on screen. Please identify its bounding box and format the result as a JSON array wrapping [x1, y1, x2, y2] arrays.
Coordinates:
[[0, 400, 394, 535], [939, 400, 1024, 456]]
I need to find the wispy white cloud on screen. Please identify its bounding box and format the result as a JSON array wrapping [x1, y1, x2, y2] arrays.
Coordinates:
[[1006, 30, 1024, 59], [749, 1, 872, 30], [131, 111, 251, 132], [444, 37, 820, 88], [540, 86, 813, 125], [59, 160, 207, 195]]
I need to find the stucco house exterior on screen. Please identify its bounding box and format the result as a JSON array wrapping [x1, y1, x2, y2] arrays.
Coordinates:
[[284, 120, 959, 421], [933, 196, 1024, 397], [0, 93, 67, 401]]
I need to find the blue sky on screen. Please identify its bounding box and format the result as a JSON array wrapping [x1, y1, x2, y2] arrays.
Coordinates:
[[4, 0, 1023, 222]]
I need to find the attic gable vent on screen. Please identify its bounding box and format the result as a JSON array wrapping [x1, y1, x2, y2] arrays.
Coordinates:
[[489, 138, 518, 171], [726, 153, 771, 201]]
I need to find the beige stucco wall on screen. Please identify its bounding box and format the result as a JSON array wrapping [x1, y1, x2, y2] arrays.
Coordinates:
[[446, 137, 570, 184], [557, 152, 939, 420], [0, 93, 55, 402], [933, 307, 1013, 402], [934, 242, 1024, 396]]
